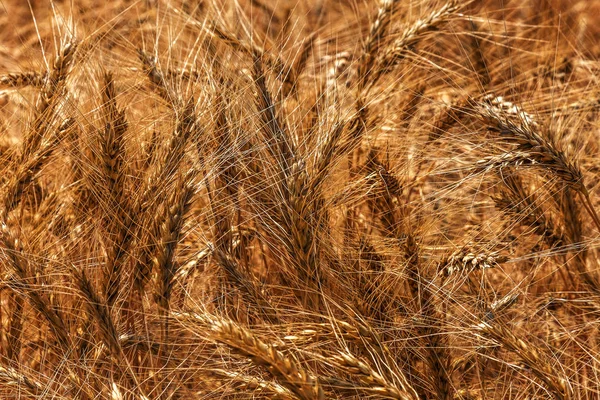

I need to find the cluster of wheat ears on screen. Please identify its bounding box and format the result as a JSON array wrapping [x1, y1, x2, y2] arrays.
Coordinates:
[[2, 0, 600, 398]]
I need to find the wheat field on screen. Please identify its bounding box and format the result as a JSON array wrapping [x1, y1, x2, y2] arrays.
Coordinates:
[[1, 0, 600, 398]]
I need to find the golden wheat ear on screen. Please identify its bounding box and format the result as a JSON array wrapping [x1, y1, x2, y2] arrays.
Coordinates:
[[470, 95, 600, 235]]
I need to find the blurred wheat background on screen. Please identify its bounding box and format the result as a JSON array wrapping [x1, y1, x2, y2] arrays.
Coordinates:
[[1, 0, 600, 398]]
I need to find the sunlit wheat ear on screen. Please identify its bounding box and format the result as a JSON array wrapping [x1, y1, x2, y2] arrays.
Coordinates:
[[207, 368, 293, 398], [442, 248, 508, 276], [332, 351, 419, 400], [1, 118, 72, 220], [28, 40, 77, 150], [0, 365, 54, 398], [206, 316, 324, 400], [1, 38, 77, 218], [369, 0, 469, 87], [153, 174, 195, 319], [210, 86, 277, 321], [470, 95, 600, 233]]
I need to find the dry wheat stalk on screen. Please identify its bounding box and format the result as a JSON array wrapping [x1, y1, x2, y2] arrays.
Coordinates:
[[253, 55, 295, 172], [355, 238, 390, 321], [364, 151, 404, 238], [403, 235, 453, 400], [427, 97, 468, 142], [210, 86, 278, 320], [206, 20, 286, 78], [0, 223, 92, 399], [559, 187, 600, 294], [468, 20, 490, 87], [311, 122, 347, 192], [137, 49, 172, 101], [154, 175, 195, 317], [212, 88, 239, 252], [399, 84, 426, 128], [72, 266, 122, 361], [71, 265, 147, 399], [0, 223, 71, 353], [286, 31, 317, 96], [214, 249, 281, 323], [5, 290, 23, 361]]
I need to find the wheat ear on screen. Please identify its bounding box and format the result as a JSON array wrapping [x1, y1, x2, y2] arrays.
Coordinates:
[[357, 0, 399, 90], [208, 317, 324, 400], [154, 174, 195, 333], [371, 0, 467, 86], [98, 72, 130, 308], [71, 265, 147, 399], [0, 223, 93, 399], [0, 71, 46, 88], [332, 351, 418, 400], [0, 364, 50, 398], [471, 95, 600, 233]]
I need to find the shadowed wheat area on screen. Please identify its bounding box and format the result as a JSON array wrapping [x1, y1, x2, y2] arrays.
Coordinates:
[[2, 0, 600, 398]]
